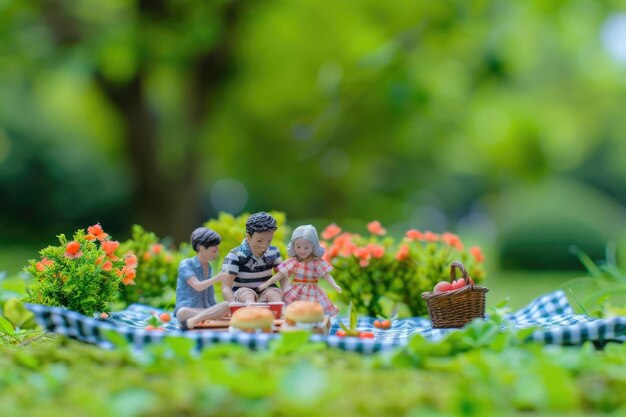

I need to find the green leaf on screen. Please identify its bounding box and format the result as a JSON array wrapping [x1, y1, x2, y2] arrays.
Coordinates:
[[162, 336, 195, 360], [349, 301, 356, 330], [0, 316, 15, 336], [569, 246, 603, 279], [270, 331, 325, 355], [102, 330, 130, 348], [3, 298, 38, 329]]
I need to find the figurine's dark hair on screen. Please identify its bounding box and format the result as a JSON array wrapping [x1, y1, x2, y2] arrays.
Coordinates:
[[190, 227, 221, 252], [245, 212, 277, 236]]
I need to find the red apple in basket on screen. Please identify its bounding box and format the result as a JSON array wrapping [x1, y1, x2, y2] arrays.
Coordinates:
[[451, 278, 466, 290], [433, 281, 454, 292]]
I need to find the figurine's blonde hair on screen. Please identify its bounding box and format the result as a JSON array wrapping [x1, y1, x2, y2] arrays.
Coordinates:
[[287, 225, 325, 258]]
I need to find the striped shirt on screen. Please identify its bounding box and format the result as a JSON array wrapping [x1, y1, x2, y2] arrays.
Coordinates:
[[221, 240, 283, 292]]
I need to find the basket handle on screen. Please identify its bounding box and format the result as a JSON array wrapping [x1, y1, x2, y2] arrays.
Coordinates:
[[449, 261, 472, 287]]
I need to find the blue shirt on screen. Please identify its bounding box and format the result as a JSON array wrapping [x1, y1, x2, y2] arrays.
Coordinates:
[[221, 240, 282, 292], [174, 256, 217, 315]]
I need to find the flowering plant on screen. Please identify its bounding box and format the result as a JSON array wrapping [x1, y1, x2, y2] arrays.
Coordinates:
[[24, 224, 138, 316], [321, 221, 485, 317], [117, 225, 185, 307]]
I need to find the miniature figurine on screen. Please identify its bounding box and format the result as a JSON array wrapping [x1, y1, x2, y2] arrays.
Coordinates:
[[221, 212, 285, 303], [174, 227, 230, 330], [258, 224, 341, 316]]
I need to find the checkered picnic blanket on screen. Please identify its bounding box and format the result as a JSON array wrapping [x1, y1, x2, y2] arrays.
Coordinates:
[[25, 290, 626, 354]]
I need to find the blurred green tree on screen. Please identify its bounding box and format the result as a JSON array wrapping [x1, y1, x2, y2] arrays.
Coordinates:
[[0, 0, 250, 240], [1, 0, 626, 270]]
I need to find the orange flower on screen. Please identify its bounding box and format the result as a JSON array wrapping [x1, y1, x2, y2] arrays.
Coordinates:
[[122, 274, 136, 285], [321, 223, 342, 240], [124, 253, 138, 268], [101, 240, 120, 256], [64, 241, 83, 259], [423, 231, 439, 242], [117, 266, 137, 285], [334, 232, 353, 247], [323, 244, 340, 263], [150, 244, 163, 254], [405, 229, 423, 241], [101, 261, 113, 271], [354, 246, 371, 261], [395, 244, 410, 261], [367, 221, 387, 235], [143, 252, 152, 261], [87, 223, 109, 241], [36, 257, 55, 271], [470, 246, 484, 263], [441, 232, 463, 251], [328, 244, 340, 258], [339, 241, 357, 257], [122, 270, 136, 286], [95, 255, 105, 265], [359, 259, 370, 267], [368, 243, 385, 259]]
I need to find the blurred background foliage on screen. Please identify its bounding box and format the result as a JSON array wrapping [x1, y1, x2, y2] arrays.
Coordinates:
[[2, 0, 626, 274]]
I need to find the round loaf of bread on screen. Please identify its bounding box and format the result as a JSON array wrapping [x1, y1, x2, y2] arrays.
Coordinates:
[[230, 306, 275, 330], [284, 301, 324, 324]]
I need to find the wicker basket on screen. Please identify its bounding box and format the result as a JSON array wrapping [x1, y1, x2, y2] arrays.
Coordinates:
[[421, 261, 489, 329]]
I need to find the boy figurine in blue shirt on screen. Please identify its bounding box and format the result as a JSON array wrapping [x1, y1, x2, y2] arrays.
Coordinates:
[[175, 227, 229, 330], [221, 212, 286, 303]]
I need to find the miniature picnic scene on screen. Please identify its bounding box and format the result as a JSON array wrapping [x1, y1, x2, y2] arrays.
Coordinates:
[[2, 1, 626, 416]]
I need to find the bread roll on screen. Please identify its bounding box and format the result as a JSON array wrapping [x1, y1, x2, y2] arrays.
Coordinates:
[[284, 301, 324, 324], [230, 306, 274, 331]]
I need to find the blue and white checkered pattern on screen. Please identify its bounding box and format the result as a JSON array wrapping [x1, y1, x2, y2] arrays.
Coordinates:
[[25, 290, 626, 354]]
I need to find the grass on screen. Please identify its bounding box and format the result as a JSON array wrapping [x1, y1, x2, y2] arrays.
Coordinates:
[[484, 269, 583, 310]]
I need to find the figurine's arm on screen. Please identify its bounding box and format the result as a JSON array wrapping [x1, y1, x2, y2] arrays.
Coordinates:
[[185, 273, 224, 293], [278, 274, 291, 291], [258, 271, 286, 292], [323, 273, 342, 293], [221, 273, 237, 302]]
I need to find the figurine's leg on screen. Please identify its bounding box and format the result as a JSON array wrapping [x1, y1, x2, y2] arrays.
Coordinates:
[[177, 302, 230, 330], [176, 307, 203, 324], [234, 287, 257, 303], [186, 302, 230, 329], [260, 287, 283, 303]]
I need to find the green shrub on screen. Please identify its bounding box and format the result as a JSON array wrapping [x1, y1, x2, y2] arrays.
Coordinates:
[[117, 225, 187, 308], [23, 224, 137, 316]]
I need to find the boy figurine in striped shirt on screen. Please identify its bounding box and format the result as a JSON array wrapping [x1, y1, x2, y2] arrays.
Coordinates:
[[221, 212, 286, 303]]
